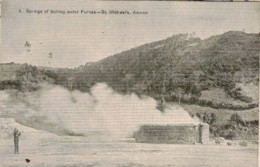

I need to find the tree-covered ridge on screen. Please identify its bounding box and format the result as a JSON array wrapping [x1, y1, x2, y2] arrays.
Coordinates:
[[63, 31, 259, 110], [0, 31, 259, 110]]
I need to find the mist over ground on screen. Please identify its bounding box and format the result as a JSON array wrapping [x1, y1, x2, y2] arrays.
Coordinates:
[[0, 83, 197, 139]]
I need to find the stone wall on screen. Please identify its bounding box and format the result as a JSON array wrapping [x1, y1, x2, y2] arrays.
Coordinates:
[[134, 123, 209, 144], [135, 124, 197, 144]]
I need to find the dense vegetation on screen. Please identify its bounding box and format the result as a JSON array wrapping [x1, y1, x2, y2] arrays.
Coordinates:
[[194, 112, 258, 140], [56, 31, 259, 110], [0, 63, 67, 91]]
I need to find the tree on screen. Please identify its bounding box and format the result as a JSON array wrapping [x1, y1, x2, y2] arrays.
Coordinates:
[[48, 52, 53, 66], [24, 41, 31, 52], [203, 113, 216, 125], [174, 87, 185, 105], [132, 82, 148, 96], [24, 41, 31, 64], [121, 73, 134, 93], [230, 113, 244, 129]]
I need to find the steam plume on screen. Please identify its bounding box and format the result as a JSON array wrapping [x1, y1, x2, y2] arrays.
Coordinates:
[[0, 83, 198, 138]]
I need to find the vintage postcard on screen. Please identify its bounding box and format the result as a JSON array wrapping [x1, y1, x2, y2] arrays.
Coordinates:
[[0, 0, 259, 166]]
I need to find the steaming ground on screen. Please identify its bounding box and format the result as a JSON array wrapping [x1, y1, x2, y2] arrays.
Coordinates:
[[0, 83, 198, 138], [0, 84, 258, 167]]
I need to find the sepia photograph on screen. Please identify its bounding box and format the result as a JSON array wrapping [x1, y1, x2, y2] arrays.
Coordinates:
[[0, 0, 259, 166]]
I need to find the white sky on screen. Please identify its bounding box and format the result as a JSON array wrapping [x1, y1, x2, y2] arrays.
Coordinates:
[[1, 0, 260, 68]]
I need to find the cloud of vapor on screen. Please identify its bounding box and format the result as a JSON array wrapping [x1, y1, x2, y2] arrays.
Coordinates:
[[0, 83, 198, 139]]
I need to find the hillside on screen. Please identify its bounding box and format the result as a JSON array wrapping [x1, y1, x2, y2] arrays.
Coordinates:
[[61, 31, 259, 110], [1, 31, 259, 110]]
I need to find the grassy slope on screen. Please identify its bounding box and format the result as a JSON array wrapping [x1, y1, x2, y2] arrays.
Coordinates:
[[200, 88, 252, 106], [181, 103, 259, 125]]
